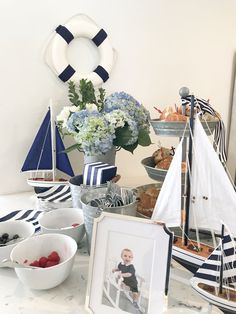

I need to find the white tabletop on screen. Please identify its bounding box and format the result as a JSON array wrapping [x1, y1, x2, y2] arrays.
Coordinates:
[[0, 244, 89, 314], [0, 192, 221, 314]]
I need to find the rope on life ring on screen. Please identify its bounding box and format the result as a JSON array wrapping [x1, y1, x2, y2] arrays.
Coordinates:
[[45, 14, 114, 86]]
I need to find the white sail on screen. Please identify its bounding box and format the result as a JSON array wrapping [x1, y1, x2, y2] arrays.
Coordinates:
[[151, 139, 182, 227], [189, 116, 236, 236]]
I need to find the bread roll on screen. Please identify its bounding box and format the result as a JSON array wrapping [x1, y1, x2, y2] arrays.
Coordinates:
[[159, 106, 173, 120], [181, 161, 187, 173], [155, 156, 173, 170], [145, 187, 160, 198], [152, 147, 172, 164], [137, 186, 161, 217], [165, 113, 188, 122]]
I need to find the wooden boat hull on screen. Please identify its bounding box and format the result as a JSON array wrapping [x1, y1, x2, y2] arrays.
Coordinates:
[[191, 279, 236, 314], [172, 245, 205, 274], [172, 236, 213, 274]]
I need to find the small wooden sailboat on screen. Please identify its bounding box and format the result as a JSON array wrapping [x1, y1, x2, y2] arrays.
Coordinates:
[[152, 104, 236, 274], [21, 101, 75, 189], [190, 225, 236, 314]]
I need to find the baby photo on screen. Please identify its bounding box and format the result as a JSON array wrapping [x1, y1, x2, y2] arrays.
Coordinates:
[[102, 231, 154, 314]]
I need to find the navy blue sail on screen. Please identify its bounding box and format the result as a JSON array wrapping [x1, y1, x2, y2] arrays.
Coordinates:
[[55, 126, 74, 177], [21, 108, 74, 177], [21, 109, 52, 172]]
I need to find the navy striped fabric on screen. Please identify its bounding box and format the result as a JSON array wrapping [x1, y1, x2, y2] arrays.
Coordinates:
[[194, 232, 236, 287], [181, 95, 227, 163], [35, 185, 72, 203], [0, 210, 43, 233]]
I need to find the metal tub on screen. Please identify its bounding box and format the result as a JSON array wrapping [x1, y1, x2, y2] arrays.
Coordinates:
[[141, 157, 186, 184], [80, 187, 137, 254], [150, 119, 219, 137]]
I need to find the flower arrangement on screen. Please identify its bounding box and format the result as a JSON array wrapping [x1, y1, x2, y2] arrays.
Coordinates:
[[57, 79, 151, 156]]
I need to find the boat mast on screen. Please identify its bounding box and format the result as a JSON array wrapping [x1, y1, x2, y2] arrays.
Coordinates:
[[219, 224, 225, 295], [180, 88, 195, 246], [49, 99, 56, 181]]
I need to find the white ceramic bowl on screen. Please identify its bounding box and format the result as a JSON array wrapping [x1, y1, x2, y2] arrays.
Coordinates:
[[10, 233, 77, 290], [39, 208, 85, 244], [0, 220, 35, 262]]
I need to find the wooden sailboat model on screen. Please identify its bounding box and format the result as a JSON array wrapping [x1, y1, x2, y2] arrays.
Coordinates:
[[21, 101, 75, 188], [191, 225, 236, 314], [152, 107, 236, 274]]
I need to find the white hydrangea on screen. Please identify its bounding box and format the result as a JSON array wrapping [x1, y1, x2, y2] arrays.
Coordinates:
[[57, 106, 80, 127], [86, 103, 98, 112], [57, 106, 71, 126], [105, 110, 128, 128], [70, 105, 79, 112]]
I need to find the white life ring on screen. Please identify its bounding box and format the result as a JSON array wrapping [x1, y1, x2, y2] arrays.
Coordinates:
[[45, 14, 114, 86]]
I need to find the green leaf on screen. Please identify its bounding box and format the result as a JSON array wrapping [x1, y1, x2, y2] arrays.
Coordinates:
[[113, 126, 133, 146], [138, 129, 152, 146], [68, 81, 80, 107], [97, 87, 106, 111], [79, 79, 96, 104], [63, 143, 81, 153], [121, 141, 138, 153]]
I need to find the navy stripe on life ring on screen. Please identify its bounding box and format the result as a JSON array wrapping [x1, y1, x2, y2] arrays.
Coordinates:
[[56, 25, 74, 44], [94, 65, 109, 82], [92, 29, 107, 47], [58, 65, 76, 82]]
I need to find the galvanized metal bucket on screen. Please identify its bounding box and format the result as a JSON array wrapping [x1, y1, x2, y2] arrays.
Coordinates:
[[150, 118, 218, 137], [141, 156, 186, 183], [84, 146, 116, 165], [69, 175, 84, 208], [80, 187, 137, 254], [69, 175, 109, 208]]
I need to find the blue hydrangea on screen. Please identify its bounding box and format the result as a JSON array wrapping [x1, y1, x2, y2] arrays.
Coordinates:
[[104, 92, 150, 133], [73, 115, 115, 156], [58, 89, 151, 155], [66, 110, 100, 133]]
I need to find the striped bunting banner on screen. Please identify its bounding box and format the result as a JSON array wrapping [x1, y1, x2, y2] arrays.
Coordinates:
[[181, 95, 227, 163], [35, 185, 72, 203], [0, 209, 43, 233]]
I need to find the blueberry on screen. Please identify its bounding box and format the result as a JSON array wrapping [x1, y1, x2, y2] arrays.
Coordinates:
[[1, 233, 9, 240], [12, 234, 19, 239]]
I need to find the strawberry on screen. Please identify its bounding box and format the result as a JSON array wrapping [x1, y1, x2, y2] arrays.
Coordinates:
[[45, 260, 58, 268], [71, 223, 80, 227], [39, 256, 48, 268], [30, 260, 40, 267], [48, 251, 60, 263]]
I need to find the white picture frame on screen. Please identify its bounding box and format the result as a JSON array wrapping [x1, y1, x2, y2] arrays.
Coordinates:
[[85, 212, 173, 314]]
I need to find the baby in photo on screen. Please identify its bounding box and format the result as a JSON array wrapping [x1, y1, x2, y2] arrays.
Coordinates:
[[113, 248, 141, 311]]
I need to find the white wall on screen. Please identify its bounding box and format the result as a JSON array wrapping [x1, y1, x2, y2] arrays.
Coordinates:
[[1, 0, 236, 194]]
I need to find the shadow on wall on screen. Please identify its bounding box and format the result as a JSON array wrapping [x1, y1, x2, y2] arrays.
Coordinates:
[[227, 51, 236, 184]]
